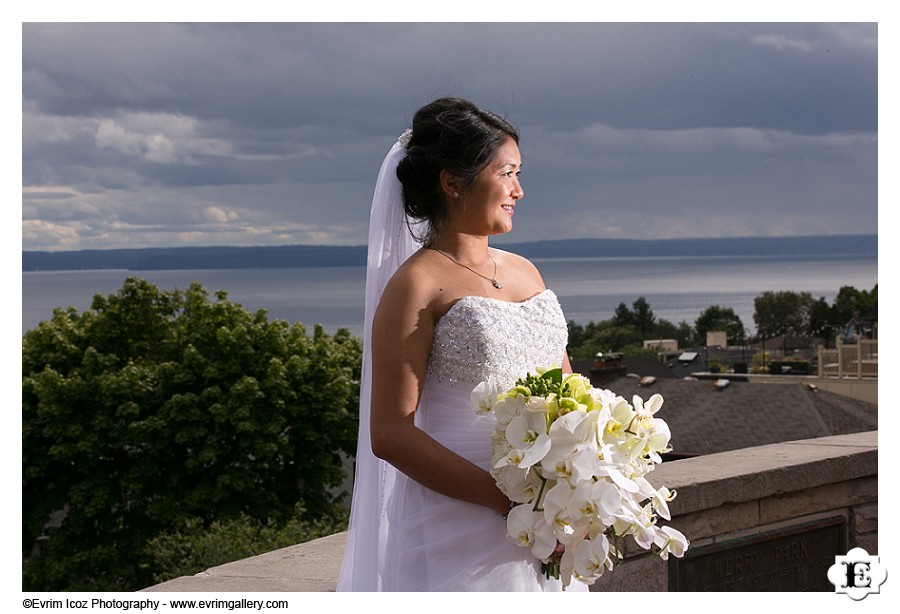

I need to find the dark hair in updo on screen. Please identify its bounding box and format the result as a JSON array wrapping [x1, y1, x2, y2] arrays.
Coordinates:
[[396, 97, 519, 245]]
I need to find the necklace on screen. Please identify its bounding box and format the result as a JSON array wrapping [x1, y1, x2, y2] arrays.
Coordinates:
[[428, 247, 503, 289]]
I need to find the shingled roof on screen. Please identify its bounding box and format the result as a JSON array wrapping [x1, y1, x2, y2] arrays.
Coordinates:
[[600, 376, 878, 458]]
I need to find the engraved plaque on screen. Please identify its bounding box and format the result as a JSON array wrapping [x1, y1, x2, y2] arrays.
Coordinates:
[[669, 517, 847, 591]]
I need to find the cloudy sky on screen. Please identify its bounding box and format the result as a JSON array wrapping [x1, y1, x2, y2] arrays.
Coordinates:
[[21, 21, 879, 252]]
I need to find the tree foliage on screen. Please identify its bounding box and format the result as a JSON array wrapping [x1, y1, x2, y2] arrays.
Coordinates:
[[694, 305, 745, 346], [610, 297, 656, 335], [611, 303, 634, 328], [752, 290, 815, 338], [652, 319, 695, 349], [22, 278, 362, 591], [145, 503, 348, 585], [567, 319, 642, 359], [831, 284, 878, 325], [568, 297, 689, 358], [811, 285, 878, 342], [629, 297, 657, 335], [808, 296, 836, 341], [567, 285, 873, 358], [752, 285, 877, 342]]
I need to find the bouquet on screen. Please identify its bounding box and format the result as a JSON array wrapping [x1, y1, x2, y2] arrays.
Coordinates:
[[472, 367, 689, 588]]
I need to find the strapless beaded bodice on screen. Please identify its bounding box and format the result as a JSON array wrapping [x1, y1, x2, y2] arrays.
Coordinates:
[[426, 289, 568, 388]]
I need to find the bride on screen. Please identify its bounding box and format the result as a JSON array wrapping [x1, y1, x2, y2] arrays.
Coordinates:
[[337, 98, 585, 592]]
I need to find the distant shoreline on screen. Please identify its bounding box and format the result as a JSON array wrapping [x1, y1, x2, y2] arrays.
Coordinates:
[[22, 234, 877, 272]]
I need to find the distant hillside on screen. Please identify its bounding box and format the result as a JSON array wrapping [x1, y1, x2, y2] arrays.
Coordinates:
[[506, 234, 877, 260], [23, 244, 368, 272], [22, 234, 876, 272]]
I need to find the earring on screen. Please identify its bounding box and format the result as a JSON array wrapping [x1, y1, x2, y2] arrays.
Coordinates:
[[453, 192, 460, 199]]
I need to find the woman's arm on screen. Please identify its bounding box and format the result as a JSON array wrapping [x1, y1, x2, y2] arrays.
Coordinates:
[[562, 352, 574, 375], [368, 268, 510, 516]]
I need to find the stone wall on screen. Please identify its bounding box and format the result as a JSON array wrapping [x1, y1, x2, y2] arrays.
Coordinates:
[[592, 430, 877, 591], [144, 430, 877, 592]]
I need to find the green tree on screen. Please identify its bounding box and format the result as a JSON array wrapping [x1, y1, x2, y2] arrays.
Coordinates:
[[594, 324, 643, 353], [752, 290, 814, 339], [611, 302, 634, 328], [831, 284, 878, 326], [145, 503, 347, 585], [568, 298, 695, 357], [630, 297, 657, 335], [694, 305, 745, 346], [808, 296, 837, 344], [567, 319, 592, 352], [567, 319, 614, 360], [610, 297, 655, 335], [567, 319, 646, 359], [653, 318, 694, 349], [23, 278, 362, 591]]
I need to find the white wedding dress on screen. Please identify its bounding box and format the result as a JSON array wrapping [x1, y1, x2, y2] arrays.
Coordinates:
[[337, 134, 588, 592], [377, 289, 588, 591]]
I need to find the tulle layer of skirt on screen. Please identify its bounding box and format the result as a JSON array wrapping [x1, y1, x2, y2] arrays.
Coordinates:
[[380, 378, 585, 592]]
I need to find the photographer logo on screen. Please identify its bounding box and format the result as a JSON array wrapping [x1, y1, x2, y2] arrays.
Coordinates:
[[827, 547, 887, 600]]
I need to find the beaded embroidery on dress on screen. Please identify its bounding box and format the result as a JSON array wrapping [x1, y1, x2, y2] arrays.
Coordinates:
[[428, 290, 568, 387], [379, 289, 588, 591]]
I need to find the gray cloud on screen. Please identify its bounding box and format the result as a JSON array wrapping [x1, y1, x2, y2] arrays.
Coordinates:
[[22, 22, 878, 251]]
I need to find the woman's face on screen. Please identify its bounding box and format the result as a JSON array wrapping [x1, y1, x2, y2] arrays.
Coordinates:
[[453, 137, 524, 237]]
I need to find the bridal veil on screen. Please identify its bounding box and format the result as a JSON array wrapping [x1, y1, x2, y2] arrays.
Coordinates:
[[336, 131, 418, 591]]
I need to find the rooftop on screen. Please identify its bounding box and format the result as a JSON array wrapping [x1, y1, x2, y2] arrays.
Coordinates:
[[604, 375, 877, 458]]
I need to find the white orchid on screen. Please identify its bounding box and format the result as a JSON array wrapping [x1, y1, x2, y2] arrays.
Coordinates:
[[493, 390, 528, 427], [471, 377, 502, 415], [492, 463, 526, 502], [568, 479, 622, 524], [592, 442, 641, 493], [504, 408, 552, 468], [644, 421, 672, 464], [521, 468, 546, 503], [634, 392, 664, 417], [591, 386, 628, 412], [506, 504, 558, 561], [602, 396, 636, 443], [642, 481, 677, 521], [494, 447, 524, 471], [477, 367, 688, 588], [492, 461, 544, 504], [653, 525, 689, 560], [619, 501, 658, 550], [540, 409, 595, 479], [623, 394, 672, 463], [542, 480, 588, 546], [572, 533, 613, 583]]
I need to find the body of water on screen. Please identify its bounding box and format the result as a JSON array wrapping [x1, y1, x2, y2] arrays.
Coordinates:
[[22, 253, 877, 337]]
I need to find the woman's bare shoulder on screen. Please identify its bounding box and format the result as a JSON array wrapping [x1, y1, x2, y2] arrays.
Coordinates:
[[490, 247, 546, 287], [377, 249, 443, 315]]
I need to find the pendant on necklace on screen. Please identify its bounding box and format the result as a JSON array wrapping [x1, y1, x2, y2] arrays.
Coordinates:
[[492, 279, 503, 289]]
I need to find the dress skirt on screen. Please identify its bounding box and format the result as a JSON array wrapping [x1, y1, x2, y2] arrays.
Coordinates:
[[379, 378, 581, 592]]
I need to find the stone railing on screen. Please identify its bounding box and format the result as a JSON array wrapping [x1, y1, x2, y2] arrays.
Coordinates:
[[591, 430, 876, 591], [144, 430, 877, 592]]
